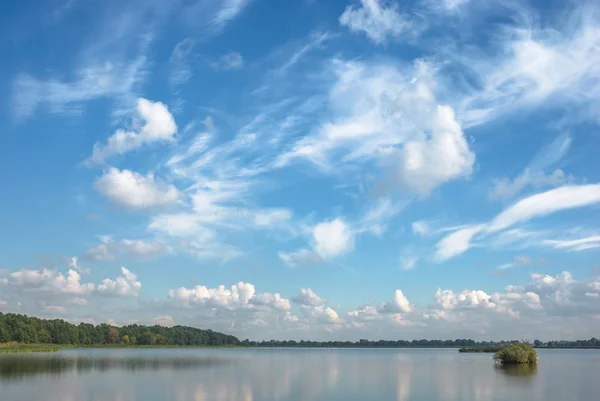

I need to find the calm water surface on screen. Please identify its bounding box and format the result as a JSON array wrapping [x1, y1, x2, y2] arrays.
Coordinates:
[[1, 348, 598, 400]]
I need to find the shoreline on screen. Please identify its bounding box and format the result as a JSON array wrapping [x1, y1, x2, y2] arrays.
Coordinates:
[[2, 344, 600, 355]]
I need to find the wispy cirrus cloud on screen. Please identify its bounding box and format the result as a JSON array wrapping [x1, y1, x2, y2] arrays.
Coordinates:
[[339, 0, 420, 45], [435, 184, 600, 261]]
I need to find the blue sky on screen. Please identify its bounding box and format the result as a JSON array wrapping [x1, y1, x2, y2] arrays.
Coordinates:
[[1, 0, 599, 341]]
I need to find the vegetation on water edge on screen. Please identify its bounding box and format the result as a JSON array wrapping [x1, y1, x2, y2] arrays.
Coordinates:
[[0, 312, 239, 347], [1, 311, 599, 352], [458, 347, 502, 353], [0, 342, 60, 353], [494, 343, 538, 364]]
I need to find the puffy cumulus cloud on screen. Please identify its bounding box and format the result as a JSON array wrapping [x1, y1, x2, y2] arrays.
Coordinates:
[[379, 289, 412, 313], [291, 288, 327, 307], [152, 315, 176, 327], [3, 268, 94, 295], [435, 184, 600, 261], [168, 282, 257, 309], [278, 249, 323, 267], [94, 168, 180, 209], [347, 304, 381, 323], [250, 293, 292, 312], [424, 272, 600, 326], [388, 106, 474, 197], [312, 218, 354, 258], [84, 241, 118, 261], [68, 256, 91, 275], [309, 306, 343, 324], [87, 98, 177, 164], [339, 0, 416, 45], [433, 289, 496, 312], [96, 267, 142, 297]]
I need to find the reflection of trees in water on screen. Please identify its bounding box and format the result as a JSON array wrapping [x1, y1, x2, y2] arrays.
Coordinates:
[[0, 356, 225, 380], [495, 363, 538, 378]]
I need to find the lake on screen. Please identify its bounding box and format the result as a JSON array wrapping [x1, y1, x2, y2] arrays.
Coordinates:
[[0, 348, 598, 400]]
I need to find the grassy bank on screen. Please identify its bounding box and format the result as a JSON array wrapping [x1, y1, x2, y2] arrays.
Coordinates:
[[0, 343, 61, 354], [0, 343, 243, 354]]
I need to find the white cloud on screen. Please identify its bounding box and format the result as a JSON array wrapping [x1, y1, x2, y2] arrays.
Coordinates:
[[250, 292, 292, 312], [277, 59, 474, 197], [379, 289, 412, 313], [490, 169, 572, 200], [121, 240, 168, 257], [68, 256, 91, 274], [441, 0, 470, 11], [312, 218, 355, 258], [543, 236, 600, 252], [213, 52, 244, 70], [169, 38, 196, 86], [388, 105, 474, 196], [4, 269, 94, 295], [434, 225, 483, 261], [291, 288, 327, 306], [180, 240, 243, 264], [37, 302, 67, 314], [152, 315, 176, 327], [310, 305, 343, 324], [400, 255, 418, 271], [411, 220, 430, 236], [83, 237, 167, 260], [87, 98, 177, 164], [435, 184, 600, 261], [496, 255, 536, 270], [212, 0, 251, 31], [84, 238, 118, 261], [69, 297, 88, 306], [94, 168, 180, 209], [458, 7, 600, 127], [254, 209, 292, 227], [339, 0, 416, 45], [96, 267, 142, 297], [11, 56, 148, 121], [356, 198, 403, 236], [278, 249, 323, 267], [434, 288, 495, 311], [490, 134, 575, 200], [169, 282, 256, 309], [487, 184, 600, 233]]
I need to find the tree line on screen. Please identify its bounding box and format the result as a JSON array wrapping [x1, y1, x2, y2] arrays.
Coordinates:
[[0, 312, 240, 346], [1, 312, 598, 348], [241, 338, 600, 348]]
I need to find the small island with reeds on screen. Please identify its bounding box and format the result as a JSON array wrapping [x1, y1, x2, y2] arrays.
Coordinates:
[[493, 343, 538, 365]]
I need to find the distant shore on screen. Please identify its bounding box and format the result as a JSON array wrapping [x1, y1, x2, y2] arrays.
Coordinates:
[[2, 343, 600, 355]]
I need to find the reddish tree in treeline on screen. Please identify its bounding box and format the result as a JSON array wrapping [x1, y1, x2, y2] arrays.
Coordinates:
[[104, 327, 119, 344]]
